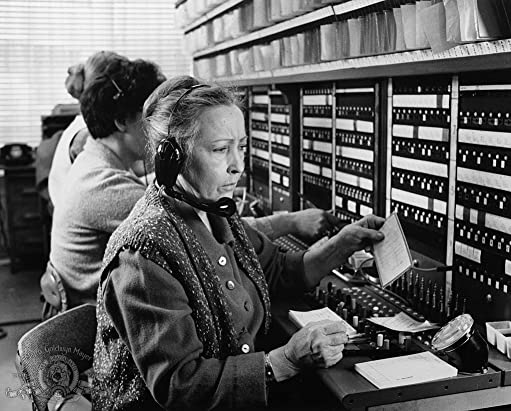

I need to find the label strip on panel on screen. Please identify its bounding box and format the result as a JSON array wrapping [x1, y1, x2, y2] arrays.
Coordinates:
[[252, 130, 270, 141], [271, 113, 289, 124], [272, 153, 290, 167], [252, 112, 267, 122], [336, 171, 373, 190], [339, 146, 374, 162], [303, 94, 332, 105], [457, 168, 511, 192], [459, 128, 511, 148], [454, 241, 481, 263], [393, 124, 449, 141], [304, 117, 333, 128], [392, 156, 448, 178], [253, 95, 269, 105], [393, 94, 449, 108], [253, 148, 269, 160], [313, 141, 333, 153], [303, 162, 321, 175], [391, 188, 447, 214]]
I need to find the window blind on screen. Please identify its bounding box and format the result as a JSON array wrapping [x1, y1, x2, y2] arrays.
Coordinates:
[[0, 0, 191, 146]]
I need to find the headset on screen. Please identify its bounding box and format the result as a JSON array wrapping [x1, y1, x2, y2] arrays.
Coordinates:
[[155, 84, 237, 218]]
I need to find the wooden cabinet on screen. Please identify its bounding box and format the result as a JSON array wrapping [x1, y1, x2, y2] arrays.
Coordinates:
[[3, 165, 44, 272]]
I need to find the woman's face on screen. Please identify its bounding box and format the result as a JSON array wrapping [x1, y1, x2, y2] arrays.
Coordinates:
[[65, 64, 83, 99], [181, 104, 247, 202], [124, 112, 147, 162]]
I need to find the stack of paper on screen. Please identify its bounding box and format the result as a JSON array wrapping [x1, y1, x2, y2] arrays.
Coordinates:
[[354, 351, 457, 389]]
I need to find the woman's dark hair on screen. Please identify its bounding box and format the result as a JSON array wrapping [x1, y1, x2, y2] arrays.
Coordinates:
[[142, 75, 242, 169], [80, 59, 166, 139]]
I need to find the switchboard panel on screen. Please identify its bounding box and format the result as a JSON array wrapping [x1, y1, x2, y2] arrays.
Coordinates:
[[249, 88, 271, 213], [235, 87, 250, 190], [334, 82, 378, 222], [301, 84, 334, 210], [390, 76, 451, 263], [453, 73, 511, 323], [270, 91, 292, 212]]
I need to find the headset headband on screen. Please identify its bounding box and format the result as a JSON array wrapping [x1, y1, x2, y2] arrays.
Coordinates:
[[166, 84, 211, 139]]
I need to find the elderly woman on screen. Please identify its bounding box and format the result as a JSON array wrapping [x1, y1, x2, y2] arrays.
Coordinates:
[[92, 76, 384, 410]]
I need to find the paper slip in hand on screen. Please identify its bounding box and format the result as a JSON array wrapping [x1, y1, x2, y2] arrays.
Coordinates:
[[367, 312, 440, 333], [288, 307, 357, 335], [372, 213, 413, 288], [354, 351, 457, 389]]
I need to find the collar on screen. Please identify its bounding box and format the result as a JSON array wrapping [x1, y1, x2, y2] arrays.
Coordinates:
[[83, 137, 128, 171], [171, 195, 235, 245]]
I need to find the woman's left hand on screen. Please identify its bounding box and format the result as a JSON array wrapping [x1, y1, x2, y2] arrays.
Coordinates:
[[303, 214, 385, 288], [291, 209, 343, 241], [331, 214, 385, 256]]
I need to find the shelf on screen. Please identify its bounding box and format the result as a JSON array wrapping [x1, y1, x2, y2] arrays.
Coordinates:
[[192, 0, 385, 58], [213, 39, 511, 86], [183, 0, 245, 33]]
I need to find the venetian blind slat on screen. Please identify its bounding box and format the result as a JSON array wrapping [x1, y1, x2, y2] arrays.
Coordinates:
[[0, 0, 191, 146]]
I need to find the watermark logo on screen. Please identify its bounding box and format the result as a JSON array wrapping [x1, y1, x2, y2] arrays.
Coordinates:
[[6, 346, 94, 405], [37, 354, 80, 400]]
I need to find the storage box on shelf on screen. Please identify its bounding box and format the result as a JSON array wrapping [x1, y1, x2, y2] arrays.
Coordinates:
[[187, 0, 511, 84]]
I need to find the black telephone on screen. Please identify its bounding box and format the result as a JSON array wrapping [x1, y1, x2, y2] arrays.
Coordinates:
[[0, 144, 34, 166]]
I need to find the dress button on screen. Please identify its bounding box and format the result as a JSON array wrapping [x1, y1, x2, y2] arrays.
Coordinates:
[[218, 256, 227, 266], [241, 344, 250, 354], [244, 301, 250, 311], [226, 280, 235, 290]]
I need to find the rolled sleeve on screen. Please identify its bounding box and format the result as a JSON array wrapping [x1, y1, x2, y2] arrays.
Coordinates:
[[103, 249, 267, 410], [244, 215, 276, 239]]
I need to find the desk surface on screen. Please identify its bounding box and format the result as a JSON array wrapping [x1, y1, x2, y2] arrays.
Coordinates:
[[272, 298, 511, 411]]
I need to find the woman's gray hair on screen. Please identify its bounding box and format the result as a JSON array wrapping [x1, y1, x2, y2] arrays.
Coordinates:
[[142, 75, 243, 170]]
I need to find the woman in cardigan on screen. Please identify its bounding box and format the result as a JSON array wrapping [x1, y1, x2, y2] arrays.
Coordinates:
[[92, 75, 385, 410], [49, 51, 127, 209], [47, 58, 166, 311]]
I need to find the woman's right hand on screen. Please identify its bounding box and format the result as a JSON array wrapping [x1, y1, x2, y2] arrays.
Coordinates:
[[268, 320, 348, 381], [285, 320, 348, 368]]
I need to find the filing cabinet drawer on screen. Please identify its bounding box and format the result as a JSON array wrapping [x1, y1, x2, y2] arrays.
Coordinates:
[[10, 227, 43, 250], [5, 175, 38, 201], [9, 200, 41, 228], [2, 166, 44, 272]]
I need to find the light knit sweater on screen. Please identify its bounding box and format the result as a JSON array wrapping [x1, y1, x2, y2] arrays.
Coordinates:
[[49, 137, 146, 307], [48, 114, 87, 208]]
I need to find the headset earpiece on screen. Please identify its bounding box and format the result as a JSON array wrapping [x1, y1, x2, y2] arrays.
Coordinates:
[[155, 136, 185, 190]]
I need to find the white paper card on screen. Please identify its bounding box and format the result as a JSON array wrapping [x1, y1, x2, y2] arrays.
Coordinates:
[[288, 307, 357, 335], [368, 312, 439, 333], [373, 213, 413, 288]]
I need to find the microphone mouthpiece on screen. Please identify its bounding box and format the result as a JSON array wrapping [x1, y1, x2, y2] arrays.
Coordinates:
[[216, 197, 237, 217]]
